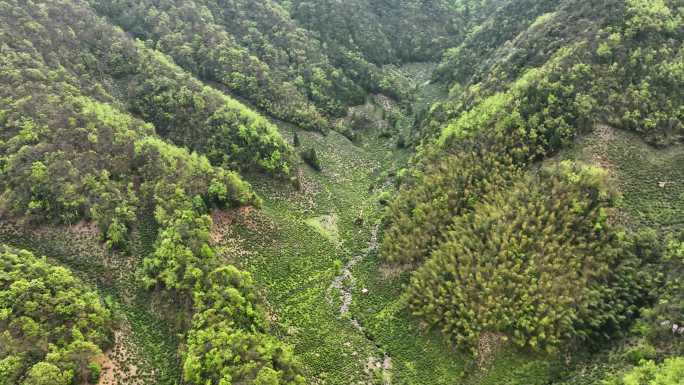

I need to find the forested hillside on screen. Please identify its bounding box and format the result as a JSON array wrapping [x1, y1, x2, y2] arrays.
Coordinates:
[[381, 0, 683, 382], [0, 0, 682, 384]]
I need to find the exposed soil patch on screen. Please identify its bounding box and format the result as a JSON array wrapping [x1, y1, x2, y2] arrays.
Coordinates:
[[97, 326, 147, 385]]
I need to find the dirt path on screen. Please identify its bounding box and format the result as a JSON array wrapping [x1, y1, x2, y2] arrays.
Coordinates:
[[327, 223, 392, 384]]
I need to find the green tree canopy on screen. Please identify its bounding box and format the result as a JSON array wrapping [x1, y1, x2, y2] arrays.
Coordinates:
[[407, 162, 652, 353], [0, 245, 112, 384]]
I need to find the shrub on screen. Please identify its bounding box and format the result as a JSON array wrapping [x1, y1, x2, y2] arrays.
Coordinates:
[[377, 191, 392, 206], [603, 357, 684, 385], [624, 342, 658, 365], [300, 148, 322, 171]]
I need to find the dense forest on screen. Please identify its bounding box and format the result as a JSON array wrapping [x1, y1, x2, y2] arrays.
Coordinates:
[[0, 0, 682, 384]]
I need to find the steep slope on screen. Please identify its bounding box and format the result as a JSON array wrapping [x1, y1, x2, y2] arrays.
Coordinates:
[[0, 1, 304, 384], [86, 0, 453, 131], [385, 0, 683, 269], [286, 0, 464, 64], [381, 0, 683, 383], [0, 0, 290, 239], [429, 0, 683, 145], [0, 245, 113, 385], [1, 0, 683, 384]]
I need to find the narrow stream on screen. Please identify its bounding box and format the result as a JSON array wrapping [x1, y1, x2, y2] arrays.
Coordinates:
[[327, 223, 392, 384]]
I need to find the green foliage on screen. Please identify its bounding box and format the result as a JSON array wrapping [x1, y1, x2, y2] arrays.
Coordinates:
[[0, 355, 24, 385], [0, 245, 112, 384], [436, 55, 604, 158], [138, 186, 306, 383], [625, 0, 680, 37], [88, 361, 102, 383], [624, 342, 658, 365], [184, 326, 305, 385], [381, 140, 521, 266], [632, 233, 684, 343], [377, 191, 392, 206], [204, 105, 291, 174], [0, 3, 309, 379], [143, 204, 214, 292], [603, 357, 684, 385], [123, 45, 293, 174], [406, 162, 650, 353], [86, 0, 438, 128], [183, 266, 306, 385], [432, 0, 683, 147], [0, 89, 258, 250], [288, 0, 465, 64], [300, 148, 322, 171], [0, 0, 293, 176], [1, 0, 683, 383], [434, 0, 557, 85], [22, 362, 72, 385], [0, 0, 277, 257], [381, 0, 683, 368]]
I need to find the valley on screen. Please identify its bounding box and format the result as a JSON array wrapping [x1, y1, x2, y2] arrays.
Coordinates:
[[0, 1, 682, 385]]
